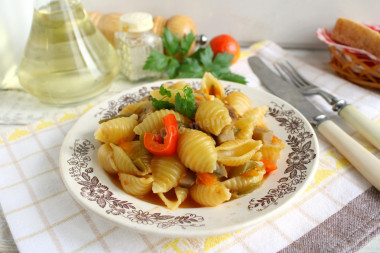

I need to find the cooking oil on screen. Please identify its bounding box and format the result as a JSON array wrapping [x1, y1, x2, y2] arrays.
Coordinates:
[[18, 1, 120, 105]]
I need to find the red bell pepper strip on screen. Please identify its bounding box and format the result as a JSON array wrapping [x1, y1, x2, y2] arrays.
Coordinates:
[[143, 114, 178, 156]]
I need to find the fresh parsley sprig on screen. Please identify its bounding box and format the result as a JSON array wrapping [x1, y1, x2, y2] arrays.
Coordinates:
[[143, 28, 247, 84], [151, 85, 196, 118]]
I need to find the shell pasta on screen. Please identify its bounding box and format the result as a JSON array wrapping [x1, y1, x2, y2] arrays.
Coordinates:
[[94, 73, 286, 210]]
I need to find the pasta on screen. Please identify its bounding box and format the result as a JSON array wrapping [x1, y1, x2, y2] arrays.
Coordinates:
[[94, 115, 138, 144], [110, 143, 149, 176], [134, 109, 191, 135], [190, 183, 231, 207], [151, 155, 186, 193], [97, 143, 118, 174], [195, 100, 231, 135], [119, 173, 153, 196], [244, 106, 268, 128], [234, 117, 256, 140], [157, 187, 189, 210], [177, 128, 217, 173], [225, 91, 252, 116], [94, 73, 286, 209], [216, 139, 263, 166]]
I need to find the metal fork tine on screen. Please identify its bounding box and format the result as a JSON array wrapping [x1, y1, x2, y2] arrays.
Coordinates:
[[277, 63, 304, 88], [273, 63, 287, 80], [284, 61, 316, 88]]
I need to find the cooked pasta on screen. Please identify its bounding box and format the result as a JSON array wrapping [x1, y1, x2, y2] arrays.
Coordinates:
[[225, 91, 252, 116], [119, 173, 153, 196], [243, 106, 268, 128], [110, 143, 149, 176], [134, 109, 191, 135], [151, 155, 186, 193], [234, 117, 256, 140], [94, 73, 286, 209], [97, 143, 118, 174], [195, 100, 232, 135], [200, 72, 226, 99], [177, 128, 217, 173], [260, 142, 287, 163], [190, 183, 231, 207], [222, 166, 266, 193], [94, 115, 138, 144], [216, 139, 263, 166], [157, 187, 189, 210]]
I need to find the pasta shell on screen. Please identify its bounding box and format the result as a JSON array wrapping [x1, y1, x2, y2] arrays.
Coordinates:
[[195, 100, 232, 135], [234, 117, 255, 140], [94, 115, 138, 144], [151, 155, 187, 193], [223, 166, 266, 193], [119, 101, 151, 115], [260, 142, 287, 163], [216, 139, 262, 166], [97, 143, 118, 174], [110, 143, 148, 176], [118, 141, 141, 160], [200, 72, 226, 99], [157, 187, 189, 210], [119, 173, 153, 196], [190, 183, 231, 207], [177, 128, 217, 173], [225, 91, 252, 117], [134, 109, 191, 135], [243, 106, 268, 128]]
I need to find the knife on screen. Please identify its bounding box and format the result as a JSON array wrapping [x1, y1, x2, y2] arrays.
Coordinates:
[[248, 56, 380, 191]]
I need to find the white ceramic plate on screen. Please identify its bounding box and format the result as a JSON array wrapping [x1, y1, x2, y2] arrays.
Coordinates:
[[59, 79, 319, 237]]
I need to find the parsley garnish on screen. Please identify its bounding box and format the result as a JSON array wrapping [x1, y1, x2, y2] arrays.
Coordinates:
[[143, 28, 247, 84], [151, 85, 196, 118]]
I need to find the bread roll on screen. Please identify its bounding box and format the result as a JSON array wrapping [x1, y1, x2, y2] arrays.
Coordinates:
[[332, 18, 380, 58]]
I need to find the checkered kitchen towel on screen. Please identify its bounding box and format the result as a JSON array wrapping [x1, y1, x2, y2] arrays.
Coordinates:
[[1, 41, 380, 253]]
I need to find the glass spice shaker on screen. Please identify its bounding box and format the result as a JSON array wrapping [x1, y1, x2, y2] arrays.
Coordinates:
[[115, 12, 163, 82]]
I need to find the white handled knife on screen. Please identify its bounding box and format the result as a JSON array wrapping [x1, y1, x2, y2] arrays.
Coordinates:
[[248, 56, 380, 191]]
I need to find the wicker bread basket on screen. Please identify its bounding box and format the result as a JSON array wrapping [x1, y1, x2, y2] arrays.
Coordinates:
[[329, 46, 380, 89]]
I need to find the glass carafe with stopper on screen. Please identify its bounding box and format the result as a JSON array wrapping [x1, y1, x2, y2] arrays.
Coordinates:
[[18, 0, 120, 105]]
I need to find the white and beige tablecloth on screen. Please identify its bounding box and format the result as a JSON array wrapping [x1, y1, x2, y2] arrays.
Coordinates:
[[1, 41, 380, 253]]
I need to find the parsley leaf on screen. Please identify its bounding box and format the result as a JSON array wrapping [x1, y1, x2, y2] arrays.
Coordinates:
[[167, 58, 180, 79], [151, 85, 196, 118], [174, 86, 196, 118], [162, 27, 179, 56], [179, 31, 195, 55], [151, 98, 175, 110], [143, 50, 169, 71], [218, 72, 247, 84], [159, 85, 172, 97], [199, 45, 214, 69]]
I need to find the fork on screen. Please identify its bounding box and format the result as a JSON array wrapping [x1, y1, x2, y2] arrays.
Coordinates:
[[274, 61, 380, 151]]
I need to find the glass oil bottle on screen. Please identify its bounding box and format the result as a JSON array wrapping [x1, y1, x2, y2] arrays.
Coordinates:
[[18, 0, 120, 105]]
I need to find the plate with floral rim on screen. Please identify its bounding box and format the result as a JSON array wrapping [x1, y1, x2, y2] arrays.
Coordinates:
[[59, 79, 319, 237]]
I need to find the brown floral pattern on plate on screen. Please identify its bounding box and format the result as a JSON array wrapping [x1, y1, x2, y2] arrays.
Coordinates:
[[248, 102, 316, 211], [67, 139, 204, 229]]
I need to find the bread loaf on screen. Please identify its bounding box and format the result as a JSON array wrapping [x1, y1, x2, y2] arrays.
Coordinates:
[[332, 18, 380, 58]]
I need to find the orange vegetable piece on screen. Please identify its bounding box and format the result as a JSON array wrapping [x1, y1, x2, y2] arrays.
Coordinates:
[[261, 159, 278, 173], [272, 135, 282, 144], [196, 173, 217, 186]]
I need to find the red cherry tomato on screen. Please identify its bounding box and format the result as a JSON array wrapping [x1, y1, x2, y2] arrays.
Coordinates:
[[209, 34, 241, 64]]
